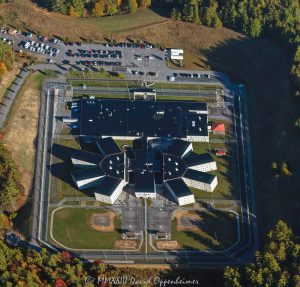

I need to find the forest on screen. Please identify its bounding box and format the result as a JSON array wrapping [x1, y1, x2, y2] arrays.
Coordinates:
[[36, 0, 300, 94], [224, 221, 300, 287]]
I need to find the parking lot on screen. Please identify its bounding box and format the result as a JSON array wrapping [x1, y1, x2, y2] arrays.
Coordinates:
[[0, 28, 227, 86]]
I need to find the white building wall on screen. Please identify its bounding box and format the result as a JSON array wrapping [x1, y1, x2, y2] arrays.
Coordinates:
[[188, 161, 217, 172], [94, 180, 125, 204], [185, 136, 209, 142], [71, 158, 97, 167], [178, 194, 195, 206], [182, 143, 193, 158], [135, 183, 157, 199], [164, 182, 195, 206], [182, 176, 218, 192], [73, 175, 104, 190]]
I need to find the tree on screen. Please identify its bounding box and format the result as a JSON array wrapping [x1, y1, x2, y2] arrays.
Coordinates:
[[68, 5, 76, 17], [127, 0, 138, 13], [0, 62, 7, 77], [224, 221, 300, 287], [138, 0, 151, 8], [92, 1, 105, 17]]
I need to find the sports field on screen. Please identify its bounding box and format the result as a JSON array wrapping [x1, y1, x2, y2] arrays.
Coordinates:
[[172, 210, 238, 251], [51, 207, 121, 249]]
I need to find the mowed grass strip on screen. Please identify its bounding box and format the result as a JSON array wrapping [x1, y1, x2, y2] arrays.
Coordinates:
[[172, 210, 237, 251], [52, 208, 121, 249], [70, 80, 139, 88], [153, 82, 221, 91]]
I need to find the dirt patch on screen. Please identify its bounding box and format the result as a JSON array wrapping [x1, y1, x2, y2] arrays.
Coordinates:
[[90, 212, 115, 232], [174, 210, 202, 231], [114, 240, 138, 250], [156, 240, 180, 250]]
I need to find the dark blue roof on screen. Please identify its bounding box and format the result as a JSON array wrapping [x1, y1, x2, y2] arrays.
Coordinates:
[[96, 137, 121, 155], [167, 139, 192, 158], [94, 176, 123, 196], [183, 169, 216, 184], [184, 152, 215, 167], [165, 178, 193, 197], [163, 154, 187, 180], [72, 150, 104, 166], [71, 167, 104, 182], [134, 170, 155, 194], [100, 153, 124, 179], [79, 99, 208, 138]]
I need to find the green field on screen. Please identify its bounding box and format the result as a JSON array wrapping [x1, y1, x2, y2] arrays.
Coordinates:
[[69, 80, 140, 88], [172, 210, 237, 251], [67, 70, 115, 79], [51, 207, 121, 249], [50, 138, 91, 203], [152, 82, 221, 91], [73, 8, 167, 33]]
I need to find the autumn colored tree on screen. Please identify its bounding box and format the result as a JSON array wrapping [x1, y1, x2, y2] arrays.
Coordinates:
[[68, 5, 76, 17], [0, 62, 7, 77], [93, 1, 105, 17]]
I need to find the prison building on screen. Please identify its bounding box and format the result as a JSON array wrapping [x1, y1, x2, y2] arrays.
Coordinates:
[[71, 167, 105, 190], [71, 150, 104, 168], [183, 152, 217, 172], [96, 137, 121, 155], [94, 176, 125, 204], [164, 178, 195, 206], [132, 88, 156, 100], [78, 99, 209, 142], [167, 139, 193, 159], [182, 169, 218, 192], [134, 170, 156, 199], [163, 153, 187, 181]]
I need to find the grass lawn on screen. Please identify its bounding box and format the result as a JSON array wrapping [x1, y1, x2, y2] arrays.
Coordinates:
[[49, 138, 91, 203], [52, 207, 121, 249], [4, 70, 58, 192], [156, 96, 214, 102], [67, 70, 111, 79], [73, 8, 167, 33], [172, 210, 237, 251], [69, 79, 140, 88], [153, 82, 221, 91], [73, 93, 130, 99], [192, 142, 233, 200]]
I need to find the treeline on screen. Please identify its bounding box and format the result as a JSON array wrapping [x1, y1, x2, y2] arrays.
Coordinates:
[[169, 0, 300, 95], [0, 142, 22, 210], [0, 239, 167, 286], [224, 220, 300, 287], [0, 42, 14, 82], [39, 0, 151, 17]]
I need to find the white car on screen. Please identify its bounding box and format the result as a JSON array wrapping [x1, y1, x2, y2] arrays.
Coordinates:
[[136, 57, 142, 61], [168, 76, 175, 82], [148, 55, 154, 60]]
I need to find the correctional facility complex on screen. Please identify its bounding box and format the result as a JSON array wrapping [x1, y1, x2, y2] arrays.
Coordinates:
[[69, 98, 218, 206]]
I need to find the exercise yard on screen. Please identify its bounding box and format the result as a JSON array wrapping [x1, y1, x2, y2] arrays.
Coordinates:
[[51, 207, 121, 249], [171, 209, 238, 251]]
